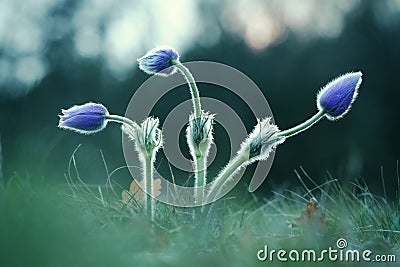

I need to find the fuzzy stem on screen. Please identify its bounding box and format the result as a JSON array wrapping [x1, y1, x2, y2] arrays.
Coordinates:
[[144, 154, 154, 220], [195, 156, 207, 204], [172, 61, 202, 119], [107, 114, 155, 219], [105, 114, 140, 131], [207, 153, 249, 202], [277, 109, 326, 138], [173, 60, 209, 205]]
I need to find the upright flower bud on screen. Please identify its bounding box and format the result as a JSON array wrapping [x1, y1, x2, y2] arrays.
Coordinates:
[[141, 117, 163, 156], [137, 46, 179, 76], [123, 117, 163, 159], [317, 72, 362, 120], [58, 102, 109, 134], [186, 112, 214, 204], [187, 112, 214, 159], [122, 117, 163, 220]]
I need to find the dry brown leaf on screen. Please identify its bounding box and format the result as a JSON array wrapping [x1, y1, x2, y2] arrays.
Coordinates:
[[121, 178, 161, 205], [296, 197, 327, 228]]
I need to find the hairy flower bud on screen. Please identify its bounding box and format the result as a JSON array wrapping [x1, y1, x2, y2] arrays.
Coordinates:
[[123, 117, 163, 158], [58, 102, 108, 134], [121, 117, 162, 220], [141, 117, 163, 154], [187, 112, 214, 159], [245, 118, 285, 163], [317, 72, 362, 120], [207, 117, 284, 202], [137, 46, 179, 76]]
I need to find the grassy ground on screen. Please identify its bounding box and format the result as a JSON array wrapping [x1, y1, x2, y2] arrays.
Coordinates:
[[0, 168, 399, 267]]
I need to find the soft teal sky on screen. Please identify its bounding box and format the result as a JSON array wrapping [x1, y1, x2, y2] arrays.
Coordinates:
[[0, 0, 385, 97]]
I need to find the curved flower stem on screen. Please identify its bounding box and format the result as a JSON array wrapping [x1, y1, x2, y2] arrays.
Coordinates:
[[172, 61, 202, 119], [207, 153, 249, 202], [277, 109, 326, 138], [173, 60, 210, 206], [208, 110, 326, 203], [105, 114, 140, 131]]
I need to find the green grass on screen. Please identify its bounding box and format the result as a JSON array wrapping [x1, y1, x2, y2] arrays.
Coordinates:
[[1, 166, 399, 267]]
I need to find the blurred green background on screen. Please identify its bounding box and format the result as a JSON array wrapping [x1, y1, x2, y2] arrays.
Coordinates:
[[0, 0, 399, 198]]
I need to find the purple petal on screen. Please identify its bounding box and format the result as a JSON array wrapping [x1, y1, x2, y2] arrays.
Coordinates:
[[137, 46, 179, 76], [58, 102, 109, 134], [317, 72, 362, 120]]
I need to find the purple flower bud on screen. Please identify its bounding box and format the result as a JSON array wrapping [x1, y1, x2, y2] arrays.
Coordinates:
[[317, 72, 362, 120], [58, 102, 109, 134], [137, 46, 179, 76]]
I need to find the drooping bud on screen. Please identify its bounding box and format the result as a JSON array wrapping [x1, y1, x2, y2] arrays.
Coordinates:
[[137, 46, 179, 76], [58, 102, 108, 134]]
